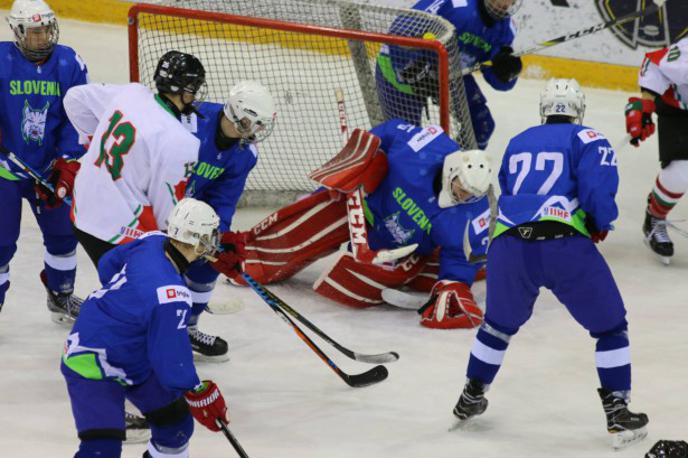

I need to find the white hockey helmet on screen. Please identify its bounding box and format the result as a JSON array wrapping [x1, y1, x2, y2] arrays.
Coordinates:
[[167, 198, 220, 256], [438, 150, 492, 208], [540, 78, 586, 124], [223, 81, 276, 143], [483, 0, 522, 20], [7, 0, 59, 62]]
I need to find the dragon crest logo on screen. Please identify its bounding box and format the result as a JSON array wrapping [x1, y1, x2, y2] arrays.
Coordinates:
[[595, 1, 688, 49]]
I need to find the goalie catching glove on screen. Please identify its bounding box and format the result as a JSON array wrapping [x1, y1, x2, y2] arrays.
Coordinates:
[[625, 97, 656, 146], [210, 231, 247, 280], [418, 280, 483, 329], [185, 380, 229, 432]]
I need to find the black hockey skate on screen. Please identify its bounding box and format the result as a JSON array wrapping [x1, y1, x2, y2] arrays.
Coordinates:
[[453, 379, 488, 422], [124, 411, 151, 444], [643, 212, 674, 265], [188, 326, 229, 362], [645, 439, 688, 458], [598, 388, 649, 449], [40, 270, 82, 326]]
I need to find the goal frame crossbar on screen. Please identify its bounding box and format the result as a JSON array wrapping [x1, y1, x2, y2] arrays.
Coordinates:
[[127, 3, 453, 134]]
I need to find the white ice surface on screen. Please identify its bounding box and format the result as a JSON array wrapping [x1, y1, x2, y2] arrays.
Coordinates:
[[1, 16, 686, 458]]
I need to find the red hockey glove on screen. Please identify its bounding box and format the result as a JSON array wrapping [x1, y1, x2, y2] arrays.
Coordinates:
[[625, 97, 655, 146], [185, 380, 229, 432], [589, 231, 608, 244], [36, 157, 80, 208], [418, 280, 483, 329], [210, 231, 247, 279]]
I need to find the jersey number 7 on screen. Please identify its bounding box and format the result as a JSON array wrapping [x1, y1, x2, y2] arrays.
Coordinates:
[[95, 110, 137, 180]]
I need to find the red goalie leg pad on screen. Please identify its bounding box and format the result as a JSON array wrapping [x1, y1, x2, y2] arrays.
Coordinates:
[[308, 129, 388, 194], [238, 190, 350, 285], [419, 280, 483, 329], [407, 249, 440, 292], [313, 251, 425, 308]]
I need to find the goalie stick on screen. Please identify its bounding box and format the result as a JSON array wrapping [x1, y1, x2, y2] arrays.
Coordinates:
[[0, 144, 72, 206], [217, 419, 250, 458], [241, 272, 390, 387], [382, 287, 486, 311], [461, 0, 669, 76]]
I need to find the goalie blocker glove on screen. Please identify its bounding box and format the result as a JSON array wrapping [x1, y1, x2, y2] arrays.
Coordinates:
[[625, 97, 656, 146]]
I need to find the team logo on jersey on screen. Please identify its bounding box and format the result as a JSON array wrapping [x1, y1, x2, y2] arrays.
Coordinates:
[[21, 100, 49, 145], [595, 1, 688, 49], [384, 212, 415, 245]]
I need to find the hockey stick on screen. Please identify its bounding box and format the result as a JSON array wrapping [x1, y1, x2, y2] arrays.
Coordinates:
[[241, 272, 390, 387], [243, 271, 398, 364], [216, 419, 249, 458], [382, 287, 486, 311], [0, 144, 72, 206], [461, 0, 669, 76]]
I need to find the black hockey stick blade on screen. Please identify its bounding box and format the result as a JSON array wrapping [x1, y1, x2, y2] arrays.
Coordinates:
[[216, 419, 249, 458], [245, 273, 399, 364], [344, 364, 389, 388]]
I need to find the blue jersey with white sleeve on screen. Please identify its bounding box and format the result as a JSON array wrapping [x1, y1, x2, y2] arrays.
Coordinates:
[[494, 123, 619, 238], [364, 119, 490, 283], [378, 0, 516, 93], [62, 233, 200, 392], [0, 43, 88, 178], [182, 102, 257, 233]]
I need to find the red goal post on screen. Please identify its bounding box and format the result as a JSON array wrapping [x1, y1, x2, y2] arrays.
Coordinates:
[[128, 0, 477, 204]]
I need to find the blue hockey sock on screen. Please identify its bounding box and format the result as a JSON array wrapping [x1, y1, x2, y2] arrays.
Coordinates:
[[43, 249, 77, 294], [75, 438, 122, 458], [188, 302, 207, 327], [592, 324, 631, 392], [466, 321, 514, 385]]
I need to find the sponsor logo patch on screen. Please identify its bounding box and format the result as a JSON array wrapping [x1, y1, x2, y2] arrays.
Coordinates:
[[156, 285, 192, 305], [577, 128, 606, 144]]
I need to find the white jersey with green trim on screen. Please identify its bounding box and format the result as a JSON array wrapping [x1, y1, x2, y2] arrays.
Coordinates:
[[65, 83, 199, 244]]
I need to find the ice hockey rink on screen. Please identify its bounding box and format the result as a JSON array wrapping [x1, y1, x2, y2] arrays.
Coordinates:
[[1, 15, 686, 458]]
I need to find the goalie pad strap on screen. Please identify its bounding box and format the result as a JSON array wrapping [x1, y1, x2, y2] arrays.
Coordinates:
[[308, 129, 388, 194], [313, 251, 426, 308], [240, 190, 349, 284]]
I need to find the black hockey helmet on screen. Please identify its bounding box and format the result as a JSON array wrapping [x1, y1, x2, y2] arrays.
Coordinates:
[[154, 50, 206, 97]]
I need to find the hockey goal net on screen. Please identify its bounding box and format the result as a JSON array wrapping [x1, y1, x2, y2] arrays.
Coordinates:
[[128, 0, 477, 203]]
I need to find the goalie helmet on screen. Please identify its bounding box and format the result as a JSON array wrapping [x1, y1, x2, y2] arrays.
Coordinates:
[[540, 78, 586, 124], [224, 81, 276, 143], [482, 0, 522, 20], [167, 198, 220, 256], [7, 0, 59, 62], [438, 150, 492, 208], [154, 50, 207, 98]]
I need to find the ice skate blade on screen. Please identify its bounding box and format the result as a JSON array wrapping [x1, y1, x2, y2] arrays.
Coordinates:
[[124, 428, 151, 445], [51, 312, 75, 327], [448, 416, 481, 432], [611, 426, 648, 449], [643, 239, 672, 265], [192, 351, 230, 363]]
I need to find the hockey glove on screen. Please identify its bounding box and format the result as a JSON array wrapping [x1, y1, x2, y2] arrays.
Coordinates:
[[400, 58, 438, 99], [418, 280, 483, 329], [625, 97, 656, 146], [585, 218, 608, 244], [490, 47, 522, 84], [185, 380, 229, 432], [210, 231, 247, 279], [36, 157, 80, 208]]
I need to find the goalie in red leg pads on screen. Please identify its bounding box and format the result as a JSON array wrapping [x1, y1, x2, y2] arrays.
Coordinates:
[[313, 251, 426, 308], [418, 280, 483, 329]]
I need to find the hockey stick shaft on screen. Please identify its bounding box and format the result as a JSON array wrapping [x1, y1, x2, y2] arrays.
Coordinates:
[[245, 272, 398, 364], [0, 144, 72, 206], [462, 0, 668, 75], [216, 419, 249, 458], [241, 272, 389, 387]]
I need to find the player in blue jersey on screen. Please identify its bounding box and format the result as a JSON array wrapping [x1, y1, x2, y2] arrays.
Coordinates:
[[181, 81, 276, 361], [0, 0, 88, 321], [452, 79, 649, 450], [375, 0, 522, 149], [61, 198, 230, 458], [225, 120, 492, 329]]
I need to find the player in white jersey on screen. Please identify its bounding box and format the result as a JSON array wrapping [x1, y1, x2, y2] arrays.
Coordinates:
[[625, 37, 688, 264], [63, 50, 206, 443]]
